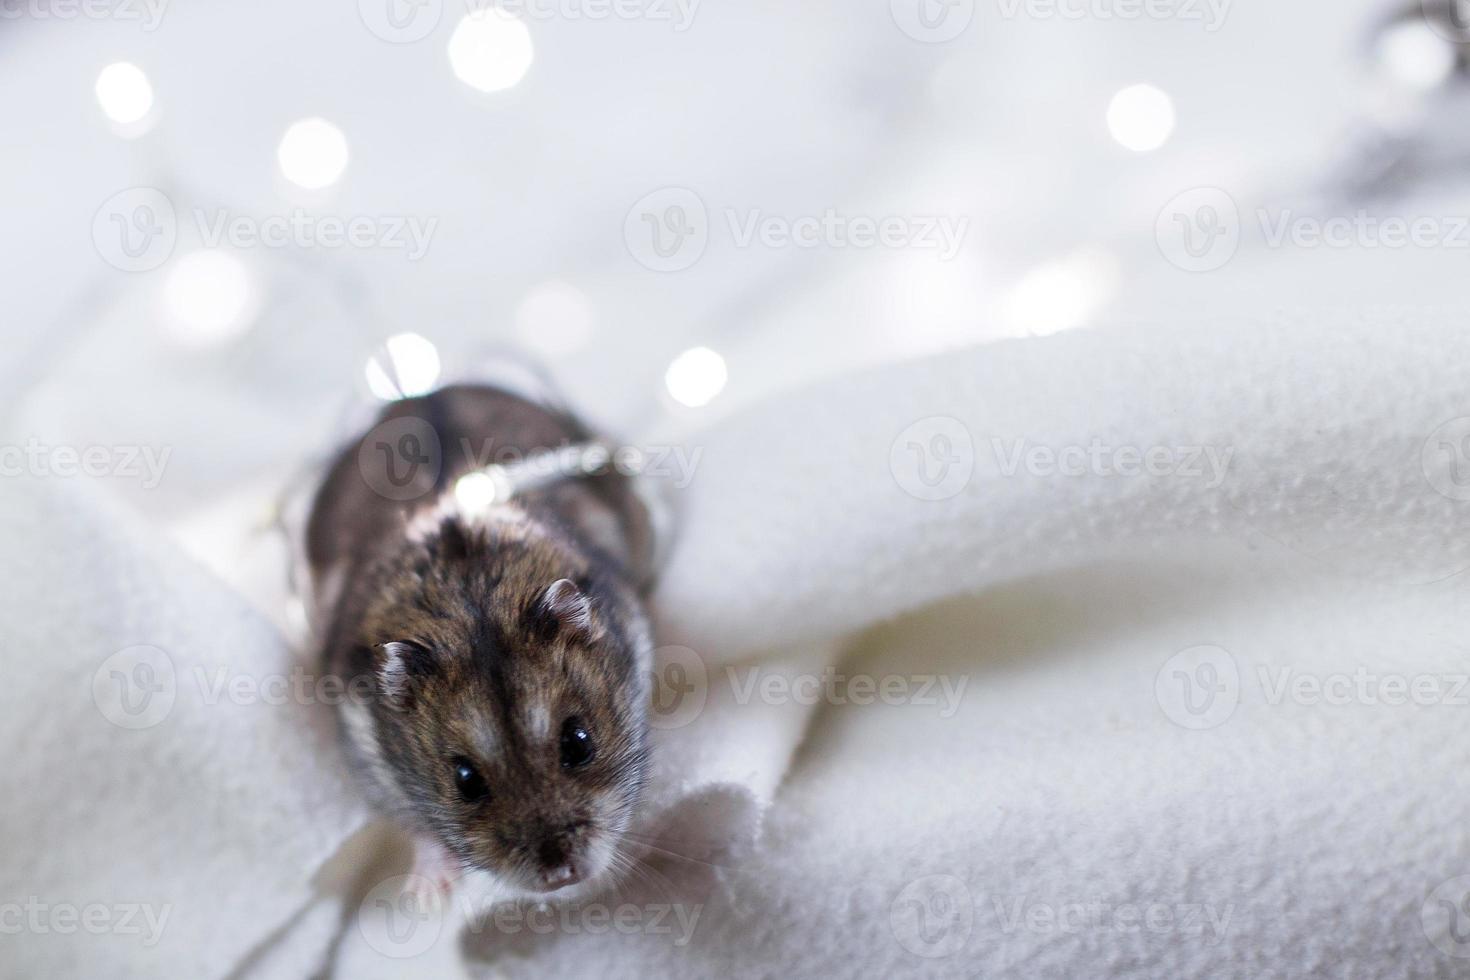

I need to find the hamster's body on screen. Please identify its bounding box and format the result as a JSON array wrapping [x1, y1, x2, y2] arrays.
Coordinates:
[[306, 384, 654, 897]]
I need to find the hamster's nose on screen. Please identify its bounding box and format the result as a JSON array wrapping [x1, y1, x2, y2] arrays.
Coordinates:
[[541, 862, 580, 889], [537, 838, 581, 889]]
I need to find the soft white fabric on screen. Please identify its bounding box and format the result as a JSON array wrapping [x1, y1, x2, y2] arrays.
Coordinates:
[[0, 476, 368, 979], [462, 312, 1470, 977], [7, 312, 1470, 977]]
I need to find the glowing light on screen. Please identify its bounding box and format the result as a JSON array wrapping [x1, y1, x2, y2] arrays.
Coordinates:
[[277, 117, 350, 190], [365, 333, 442, 400], [449, 8, 534, 93], [1106, 84, 1175, 153], [163, 250, 255, 346], [881, 249, 986, 353], [515, 281, 595, 356], [95, 62, 154, 125], [664, 346, 726, 408], [454, 471, 500, 516], [1002, 250, 1120, 337], [1376, 20, 1455, 92]]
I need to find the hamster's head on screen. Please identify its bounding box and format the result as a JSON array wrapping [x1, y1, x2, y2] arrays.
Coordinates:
[[350, 514, 651, 896]]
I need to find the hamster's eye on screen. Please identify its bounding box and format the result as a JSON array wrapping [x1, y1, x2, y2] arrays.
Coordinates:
[[452, 757, 489, 803], [559, 718, 595, 769]]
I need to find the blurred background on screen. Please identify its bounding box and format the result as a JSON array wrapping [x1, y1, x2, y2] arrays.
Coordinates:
[[1, 0, 1468, 545], [11, 5, 1470, 976]]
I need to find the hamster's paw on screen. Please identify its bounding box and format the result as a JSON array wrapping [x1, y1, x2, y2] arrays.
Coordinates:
[[404, 835, 462, 904]]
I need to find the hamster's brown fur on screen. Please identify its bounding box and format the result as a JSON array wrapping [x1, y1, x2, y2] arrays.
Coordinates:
[[307, 384, 653, 895]]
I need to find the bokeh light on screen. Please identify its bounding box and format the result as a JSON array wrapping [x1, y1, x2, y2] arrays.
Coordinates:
[[276, 117, 350, 190], [1106, 84, 1175, 152], [163, 250, 255, 346], [665, 346, 727, 408], [1375, 19, 1455, 92], [449, 8, 534, 93], [365, 332, 442, 400], [95, 62, 154, 126], [1002, 250, 1120, 337]]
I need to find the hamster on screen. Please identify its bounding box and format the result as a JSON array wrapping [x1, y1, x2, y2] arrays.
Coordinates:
[[304, 383, 656, 898]]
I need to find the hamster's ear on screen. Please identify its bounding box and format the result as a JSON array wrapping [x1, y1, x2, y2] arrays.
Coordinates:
[[531, 578, 601, 643], [374, 640, 436, 710]]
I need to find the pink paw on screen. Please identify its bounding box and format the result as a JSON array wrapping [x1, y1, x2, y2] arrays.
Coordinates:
[[403, 836, 462, 905]]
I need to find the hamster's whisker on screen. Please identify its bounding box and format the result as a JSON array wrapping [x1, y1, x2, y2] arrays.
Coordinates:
[[619, 834, 737, 872]]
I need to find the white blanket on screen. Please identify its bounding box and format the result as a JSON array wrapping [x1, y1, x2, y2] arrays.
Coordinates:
[[6, 312, 1470, 978]]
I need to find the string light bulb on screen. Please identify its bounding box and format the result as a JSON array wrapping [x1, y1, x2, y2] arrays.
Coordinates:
[[449, 8, 534, 93], [95, 62, 154, 127], [277, 117, 350, 190], [1106, 84, 1175, 152], [365, 333, 442, 400], [665, 346, 727, 408]]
